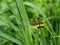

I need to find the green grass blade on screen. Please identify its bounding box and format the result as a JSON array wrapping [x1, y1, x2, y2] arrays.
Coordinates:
[[0, 31, 22, 45], [15, 0, 32, 45]]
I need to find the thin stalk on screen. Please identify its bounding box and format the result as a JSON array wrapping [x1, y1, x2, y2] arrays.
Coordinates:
[[39, 29, 46, 45]]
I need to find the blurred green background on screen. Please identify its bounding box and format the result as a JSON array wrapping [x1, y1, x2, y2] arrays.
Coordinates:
[[0, 0, 60, 45]]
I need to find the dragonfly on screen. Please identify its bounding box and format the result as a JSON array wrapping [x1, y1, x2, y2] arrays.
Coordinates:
[[20, 16, 55, 29], [22, 17, 44, 29]]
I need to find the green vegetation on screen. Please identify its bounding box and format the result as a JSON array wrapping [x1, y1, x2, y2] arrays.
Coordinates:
[[0, 0, 60, 45]]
